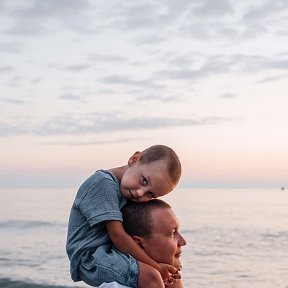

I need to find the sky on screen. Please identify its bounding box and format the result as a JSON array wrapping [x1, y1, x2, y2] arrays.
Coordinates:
[[1, 0, 288, 189]]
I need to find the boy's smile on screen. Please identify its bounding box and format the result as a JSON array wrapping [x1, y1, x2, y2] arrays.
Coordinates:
[[128, 189, 138, 200]]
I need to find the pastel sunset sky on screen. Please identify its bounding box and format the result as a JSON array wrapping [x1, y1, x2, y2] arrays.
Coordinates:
[[1, 0, 287, 188]]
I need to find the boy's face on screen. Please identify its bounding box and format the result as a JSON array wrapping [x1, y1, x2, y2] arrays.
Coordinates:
[[120, 153, 175, 202]]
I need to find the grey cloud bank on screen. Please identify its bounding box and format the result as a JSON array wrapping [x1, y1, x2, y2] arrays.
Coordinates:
[[0, 113, 233, 137], [1, 0, 287, 111], [1, 0, 286, 41]]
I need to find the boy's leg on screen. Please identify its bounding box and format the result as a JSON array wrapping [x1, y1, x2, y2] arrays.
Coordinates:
[[138, 262, 165, 288], [79, 245, 139, 287]]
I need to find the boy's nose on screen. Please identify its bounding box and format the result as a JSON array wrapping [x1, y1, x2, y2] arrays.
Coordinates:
[[136, 189, 145, 198]]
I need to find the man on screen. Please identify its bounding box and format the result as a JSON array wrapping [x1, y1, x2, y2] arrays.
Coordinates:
[[99, 199, 186, 288]]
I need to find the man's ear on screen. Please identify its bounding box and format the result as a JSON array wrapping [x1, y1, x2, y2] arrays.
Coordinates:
[[132, 235, 145, 249], [128, 151, 141, 166]]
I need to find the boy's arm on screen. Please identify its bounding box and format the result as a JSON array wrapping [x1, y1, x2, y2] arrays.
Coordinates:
[[105, 220, 176, 279], [106, 220, 160, 270]]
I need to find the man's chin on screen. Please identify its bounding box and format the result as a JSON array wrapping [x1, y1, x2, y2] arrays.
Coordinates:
[[172, 258, 182, 270]]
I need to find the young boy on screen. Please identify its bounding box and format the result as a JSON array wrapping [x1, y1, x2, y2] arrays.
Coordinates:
[[66, 145, 182, 288]]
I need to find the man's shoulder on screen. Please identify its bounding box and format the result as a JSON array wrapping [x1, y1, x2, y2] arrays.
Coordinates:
[[98, 282, 131, 288]]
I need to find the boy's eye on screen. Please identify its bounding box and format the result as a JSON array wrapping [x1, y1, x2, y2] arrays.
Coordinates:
[[141, 176, 148, 185], [147, 192, 155, 199]]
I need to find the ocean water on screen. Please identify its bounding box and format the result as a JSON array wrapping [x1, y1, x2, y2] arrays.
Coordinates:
[[0, 188, 287, 288]]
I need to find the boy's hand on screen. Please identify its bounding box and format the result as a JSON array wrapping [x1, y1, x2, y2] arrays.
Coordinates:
[[158, 263, 177, 282], [164, 270, 181, 286]]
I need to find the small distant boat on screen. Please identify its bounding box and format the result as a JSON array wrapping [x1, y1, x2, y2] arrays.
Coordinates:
[[281, 186, 286, 190]]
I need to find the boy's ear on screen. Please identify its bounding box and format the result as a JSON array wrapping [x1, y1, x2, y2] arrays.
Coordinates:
[[128, 151, 141, 166]]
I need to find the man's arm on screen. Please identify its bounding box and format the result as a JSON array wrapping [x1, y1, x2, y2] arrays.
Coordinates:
[[105, 220, 176, 280]]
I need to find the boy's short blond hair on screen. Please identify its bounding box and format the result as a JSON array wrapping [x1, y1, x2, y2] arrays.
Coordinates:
[[139, 145, 181, 185]]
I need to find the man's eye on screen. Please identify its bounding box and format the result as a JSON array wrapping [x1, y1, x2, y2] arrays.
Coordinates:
[[171, 230, 176, 236], [147, 192, 155, 199]]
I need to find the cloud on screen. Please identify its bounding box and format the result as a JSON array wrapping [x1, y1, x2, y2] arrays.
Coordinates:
[[0, 42, 23, 53], [135, 94, 180, 103], [265, 59, 288, 70], [0, 112, 234, 137], [58, 93, 86, 102], [105, 2, 174, 31], [101, 74, 161, 89], [105, 0, 233, 34], [229, 54, 288, 72], [173, 0, 288, 41], [0, 66, 15, 73], [97, 1, 190, 45], [240, 1, 288, 38], [154, 53, 288, 81], [88, 53, 128, 63], [100, 74, 176, 102], [132, 35, 167, 46], [256, 74, 288, 84], [40, 137, 147, 146], [1, 0, 96, 35], [30, 77, 42, 84], [243, 1, 288, 22], [221, 93, 236, 99], [63, 64, 92, 72], [2, 0, 286, 45], [7, 76, 22, 87], [96, 88, 116, 95], [121, 85, 181, 103], [155, 55, 230, 80], [0, 98, 29, 104], [191, 0, 233, 18]]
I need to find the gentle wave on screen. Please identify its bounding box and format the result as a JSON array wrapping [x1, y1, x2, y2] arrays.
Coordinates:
[[260, 231, 288, 238], [0, 220, 66, 229], [0, 278, 68, 288]]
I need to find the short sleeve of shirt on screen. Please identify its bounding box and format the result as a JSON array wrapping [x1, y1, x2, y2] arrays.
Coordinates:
[[76, 170, 126, 227]]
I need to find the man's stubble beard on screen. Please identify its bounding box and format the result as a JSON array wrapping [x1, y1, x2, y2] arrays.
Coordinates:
[[173, 258, 182, 271]]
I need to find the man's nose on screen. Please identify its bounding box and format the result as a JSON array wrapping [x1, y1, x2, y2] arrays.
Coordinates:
[[178, 233, 186, 246]]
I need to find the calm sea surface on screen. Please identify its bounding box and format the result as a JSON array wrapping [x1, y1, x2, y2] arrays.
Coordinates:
[[0, 188, 287, 288]]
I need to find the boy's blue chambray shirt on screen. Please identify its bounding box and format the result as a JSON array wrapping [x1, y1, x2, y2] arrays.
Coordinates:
[[66, 170, 127, 281]]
